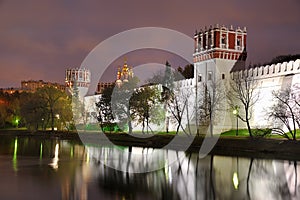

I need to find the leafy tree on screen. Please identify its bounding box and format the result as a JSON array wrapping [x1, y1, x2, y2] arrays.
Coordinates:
[[71, 81, 85, 126], [111, 76, 139, 133], [20, 92, 48, 131], [36, 86, 67, 131], [268, 54, 300, 65], [177, 64, 194, 79], [0, 91, 21, 128], [0, 101, 8, 128], [130, 86, 164, 134], [20, 86, 72, 131], [96, 85, 115, 132]]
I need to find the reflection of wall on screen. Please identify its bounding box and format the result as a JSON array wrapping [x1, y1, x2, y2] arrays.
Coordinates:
[[87, 146, 300, 199]]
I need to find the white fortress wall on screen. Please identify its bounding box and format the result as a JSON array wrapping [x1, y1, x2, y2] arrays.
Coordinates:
[[84, 94, 101, 124], [234, 59, 300, 130], [83, 59, 300, 134]]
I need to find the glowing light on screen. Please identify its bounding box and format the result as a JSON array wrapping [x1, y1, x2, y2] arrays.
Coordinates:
[[233, 172, 239, 190]]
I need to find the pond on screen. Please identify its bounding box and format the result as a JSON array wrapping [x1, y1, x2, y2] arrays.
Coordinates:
[[0, 135, 299, 200]]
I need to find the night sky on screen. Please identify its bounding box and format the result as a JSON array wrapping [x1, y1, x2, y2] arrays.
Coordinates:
[[0, 0, 299, 88]]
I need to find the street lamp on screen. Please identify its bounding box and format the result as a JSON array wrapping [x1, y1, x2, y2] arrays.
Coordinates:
[[15, 119, 19, 128], [232, 106, 239, 136]]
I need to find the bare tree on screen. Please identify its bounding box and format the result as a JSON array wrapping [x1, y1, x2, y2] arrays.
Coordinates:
[[197, 80, 226, 136], [227, 75, 259, 137], [269, 87, 300, 140], [166, 85, 194, 135]]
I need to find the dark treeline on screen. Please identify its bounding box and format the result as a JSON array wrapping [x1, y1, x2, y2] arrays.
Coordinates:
[[0, 86, 72, 131], [249, 54, 300, 68]]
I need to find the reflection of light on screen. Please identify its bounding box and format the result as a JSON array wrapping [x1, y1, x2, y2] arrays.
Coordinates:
[[164, 160, 172, 184], [49, 143, 59, 170], [40, 143, 43, 160], [70, 147, 73, 158], [233, 172, 239, 190], [86, 149, 89, 163], [13, 137, 18, 172]]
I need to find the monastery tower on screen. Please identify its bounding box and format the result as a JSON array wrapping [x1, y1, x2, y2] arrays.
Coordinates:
[[193, 24, 247, 83], [65, 68, 91, 100]]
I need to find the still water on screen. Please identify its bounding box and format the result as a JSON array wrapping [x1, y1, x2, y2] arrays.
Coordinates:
[[0, 135, 299, 200]]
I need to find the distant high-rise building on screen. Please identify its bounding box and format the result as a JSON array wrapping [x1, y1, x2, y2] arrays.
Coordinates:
[[21, 80, 65, 92]]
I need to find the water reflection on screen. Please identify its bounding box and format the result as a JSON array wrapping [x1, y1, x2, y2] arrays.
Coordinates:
[[87, 146, 300, 200], [0, 136, 299, 200], [12, 137, 18, 172], [49, 143, 59, 169]]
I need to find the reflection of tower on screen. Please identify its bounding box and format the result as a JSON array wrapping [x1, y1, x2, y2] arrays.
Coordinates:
[[65, 68, 91, 100], [116, 59, 134, 87]]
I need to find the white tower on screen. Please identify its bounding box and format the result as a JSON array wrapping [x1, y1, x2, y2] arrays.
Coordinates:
[[65, 68, 91, 100], [193, 25, 247, 132], [193, 24, 247, 84]]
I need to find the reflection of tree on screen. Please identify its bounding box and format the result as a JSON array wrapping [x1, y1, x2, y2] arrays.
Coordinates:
[[97, 163, 180, 199], [210, 155, 215, 200], [247, 158, 253, 200]]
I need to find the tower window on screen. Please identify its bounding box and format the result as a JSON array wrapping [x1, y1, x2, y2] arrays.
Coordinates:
[[222, 73, 225, 80], [237, 38, 242, 50], [237, 38, 241, 46], [198, 74, 202, 82], [208, 72, 213, 81], [221, 35, 226, 48], [208, 34, 212, 49]]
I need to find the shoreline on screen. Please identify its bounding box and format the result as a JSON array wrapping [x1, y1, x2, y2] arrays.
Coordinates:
[[1, 130, 300, 161]]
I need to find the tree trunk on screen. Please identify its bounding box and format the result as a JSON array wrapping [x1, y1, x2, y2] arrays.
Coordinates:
[[50, 109, 54, 131], [245, 109, 252, 137]]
